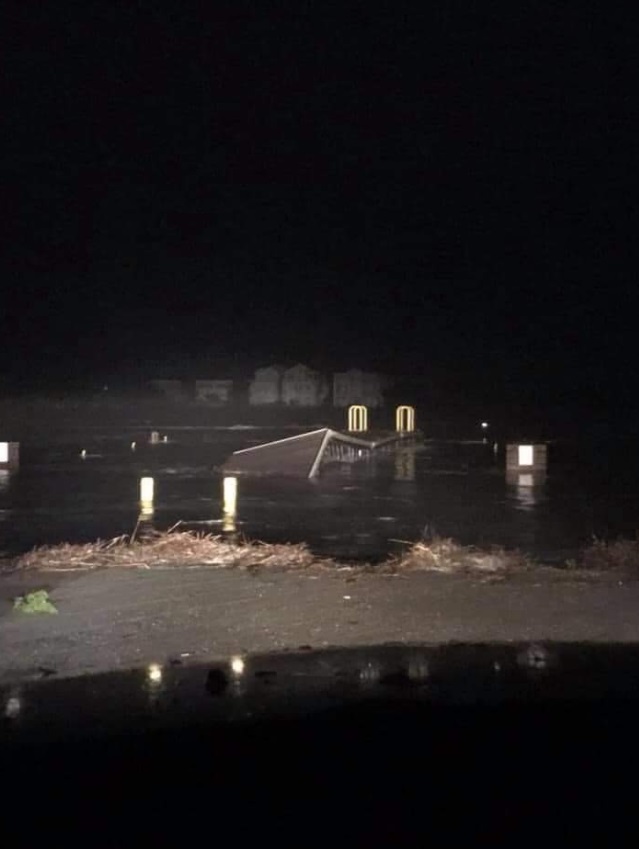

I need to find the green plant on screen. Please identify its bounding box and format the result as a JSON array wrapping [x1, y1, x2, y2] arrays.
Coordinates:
[[14, 590, 58, 614]]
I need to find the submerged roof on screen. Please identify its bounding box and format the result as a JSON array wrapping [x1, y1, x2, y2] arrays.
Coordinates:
[[221, 428, 373, 478]]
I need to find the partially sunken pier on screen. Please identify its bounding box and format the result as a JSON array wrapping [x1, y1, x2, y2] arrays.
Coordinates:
[[222, 427, 422, 478], [222, 404, 420, 478]]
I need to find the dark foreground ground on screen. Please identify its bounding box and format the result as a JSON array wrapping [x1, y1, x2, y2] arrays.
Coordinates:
[[1, 565, 636, 682]]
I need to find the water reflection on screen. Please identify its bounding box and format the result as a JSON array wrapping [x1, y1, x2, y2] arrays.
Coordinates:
[[230, 655, 245, 676], [508, 473, 546, 512], [147, 663, 163, 685], [408, 654, 429, 682], [133, 512, 156, 541], [144, 663, 166, 707], [394, 451, 416, 481], [360, 660, 381, 684], [0, 470, 11, 493], [4, 690, 22, 719]]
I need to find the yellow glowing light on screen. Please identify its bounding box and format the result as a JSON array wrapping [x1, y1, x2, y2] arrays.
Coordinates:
[[230, 655, 245, 676], [147, 663, 162, 684], [140, 476, 154, 502], [347, 404, 368, 432], [222, 476, 238, 532], [395, 405, 415, 433], [223, 476, 237, 514], [140, 476, 155, 516]]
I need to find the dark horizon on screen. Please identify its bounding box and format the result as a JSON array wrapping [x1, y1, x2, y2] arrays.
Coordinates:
[[2, 4, 636, 415]]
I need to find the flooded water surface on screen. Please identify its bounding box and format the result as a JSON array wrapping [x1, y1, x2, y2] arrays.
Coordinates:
[[2, 427, 639, 563]]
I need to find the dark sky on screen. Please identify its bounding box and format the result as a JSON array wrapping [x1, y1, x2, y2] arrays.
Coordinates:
[[2, 3, 637, 411]]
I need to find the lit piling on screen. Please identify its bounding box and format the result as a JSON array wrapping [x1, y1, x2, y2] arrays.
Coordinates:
[[140, 476, 155, 515], [347, 405, 368, 432], [506, 443, 547, 486], [0, 442, 19, 471], [395, 405, 416, 433], [222, 475, 238, 532]]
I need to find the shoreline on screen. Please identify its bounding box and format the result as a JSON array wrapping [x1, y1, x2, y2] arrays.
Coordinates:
[[2, 531, 637, 685], [2, 529, 637, 580]]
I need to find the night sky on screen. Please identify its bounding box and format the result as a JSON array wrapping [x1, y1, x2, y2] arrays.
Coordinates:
[[2, 4, 637, 414]]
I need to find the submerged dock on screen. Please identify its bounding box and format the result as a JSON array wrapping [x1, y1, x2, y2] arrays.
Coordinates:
[[221, 427, 421, 478]]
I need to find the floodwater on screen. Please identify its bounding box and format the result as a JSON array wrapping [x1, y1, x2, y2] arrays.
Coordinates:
[[2, 427, 639, 563]]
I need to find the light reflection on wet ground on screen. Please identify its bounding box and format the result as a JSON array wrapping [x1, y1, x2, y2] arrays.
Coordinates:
[[7, 643, 639, 738], [1, 428, 639, 562]]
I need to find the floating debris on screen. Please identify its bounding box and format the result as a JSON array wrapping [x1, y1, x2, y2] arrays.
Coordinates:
[[7, 529, 536, 577], [12, 529, 338, 573], [382, 538, 530, 575]]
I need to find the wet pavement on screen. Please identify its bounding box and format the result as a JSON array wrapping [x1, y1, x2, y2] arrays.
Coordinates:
[[1, 565, 638, 683]]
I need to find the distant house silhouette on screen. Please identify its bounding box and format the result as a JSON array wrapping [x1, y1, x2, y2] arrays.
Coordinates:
[[281, 364, 329, 407], [248, 366, 283, 405], [195, 379, 233, 405], [149, 380, 186, 401]]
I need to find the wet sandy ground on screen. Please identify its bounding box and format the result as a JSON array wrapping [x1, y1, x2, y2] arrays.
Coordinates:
[[0, 566, 637, 682]]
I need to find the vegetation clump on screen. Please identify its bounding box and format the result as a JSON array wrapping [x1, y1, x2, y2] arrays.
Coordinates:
[[14, 590, 58, 614]]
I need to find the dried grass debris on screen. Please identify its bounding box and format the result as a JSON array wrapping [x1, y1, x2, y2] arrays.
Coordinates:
[[11, 530, 338, 573]]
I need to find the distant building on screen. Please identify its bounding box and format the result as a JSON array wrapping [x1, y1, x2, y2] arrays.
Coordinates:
[[149, 379, 186, 401], [248, 366, 283, 405], [281, 364, 329, 407], [332, 370, 385, 408], [195, 379, 234, 405]]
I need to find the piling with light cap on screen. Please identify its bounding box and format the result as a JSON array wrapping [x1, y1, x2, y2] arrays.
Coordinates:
[[347, 405, 368, 433], [395, 405, 416, 433], [0, 442, 19, 471], [222, 475, 238, 532], [140, 476, 155, 515], [506, 443, 547, 485]]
